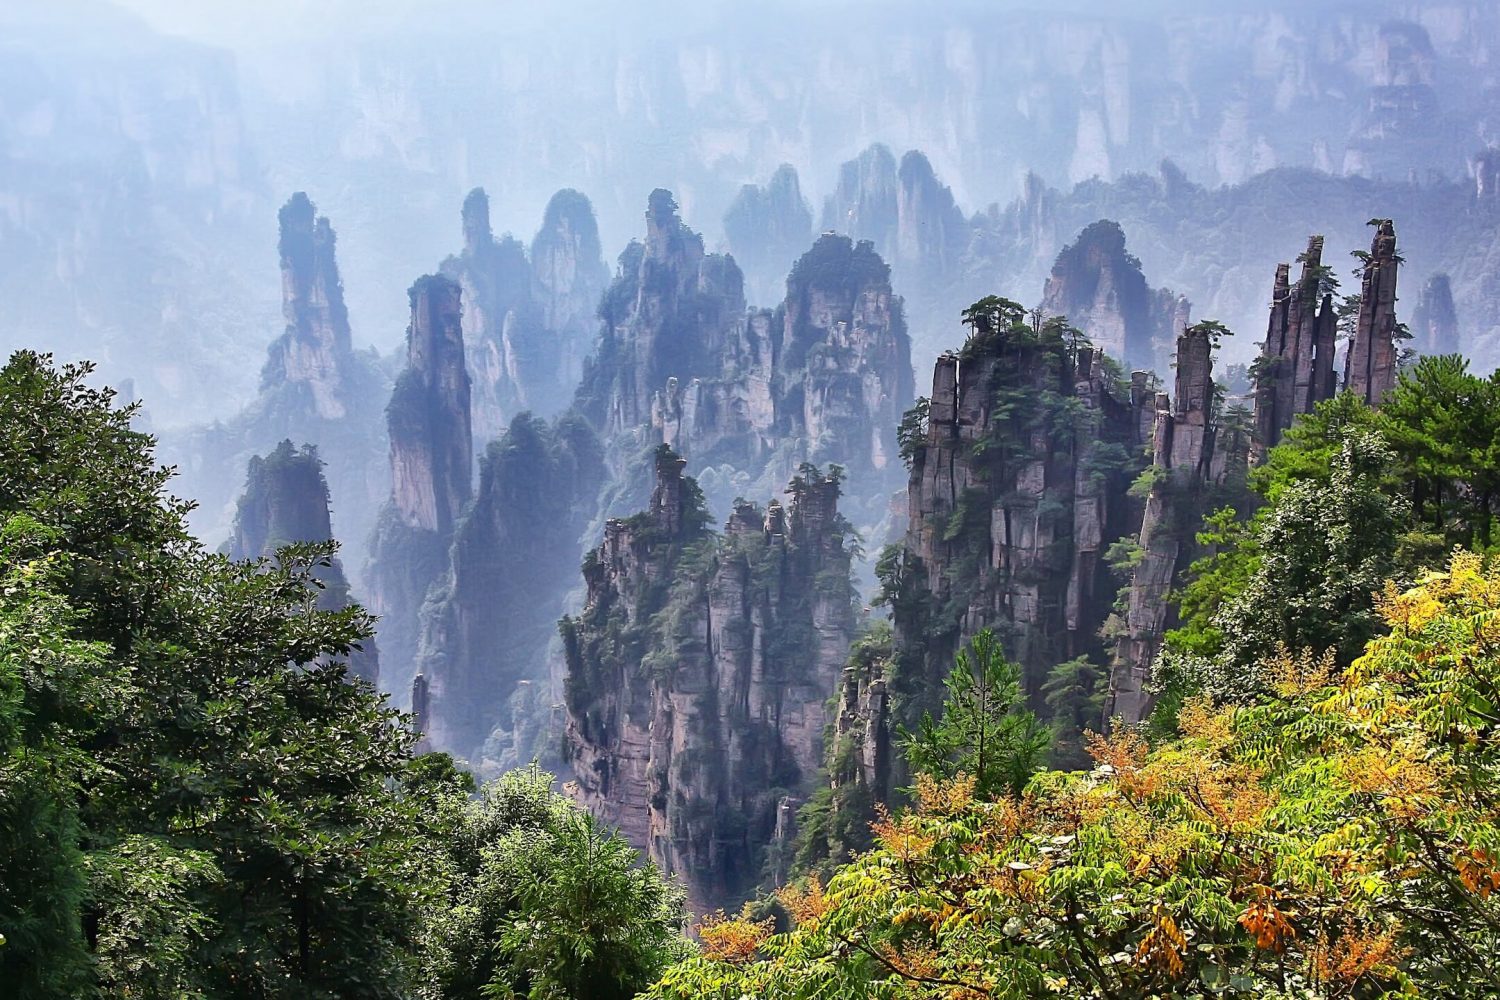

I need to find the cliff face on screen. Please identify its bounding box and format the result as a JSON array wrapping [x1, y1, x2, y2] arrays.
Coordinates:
[[1039, 220, 1179, 371], [418, 412, 605, 763], [365, 274, 472, 702], [263, 193, 356, 421], [1345, 220, 1402, 406], [228, 439, 378, 686], [723, 164, 815, 304], [562, 449, 858, 916], [890, 309, 1148, 713], [1413, 273, 1459, 357], [442, 188, 607, 446], [577, 189, 748, 437], [821, 145, 900, 254], [171, 193, 390, 584], [1250, 236, 1340, 461], [582, 195, 914, 536], [895, 151, 969, 284], [1105, 324, 1220, 725]]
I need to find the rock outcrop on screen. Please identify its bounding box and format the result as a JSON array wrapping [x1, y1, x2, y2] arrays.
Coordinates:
[[443, 188, 607, 446], [562, 448, 858, 915], [723, 164, 814, 304], [1250, 237, 1339, 461], [228, 439, 378, 686], [1040, 220, 1182, 371], [581, 193, 914, 535], [418, 412, 605, 762], [889, 304, 1148, 710], [1105, 324, 1220, 725], [365, 274, 472, 702], [894, 150, 968, 283], [1344, 220, 1401, 406], [172, 194, 390, 582], [577, 189, 748, 437], [1412, 273, 1459, 357], [821, 144, 900, 255]]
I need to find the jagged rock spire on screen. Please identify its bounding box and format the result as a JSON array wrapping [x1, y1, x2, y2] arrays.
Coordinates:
[[389, 274, 472, 535], [264, 192, 355, 419], [461, 186, 493, 257], [1413, 273, 1459, 356], [1345, 220, 1401, 406], [1251, 236, 1338, 461], [229, 439, 378, 686], [1107, 322, 1219, 725]]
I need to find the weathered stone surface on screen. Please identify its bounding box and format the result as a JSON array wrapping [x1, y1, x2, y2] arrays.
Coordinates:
[[228, 439, 378, 686], [562, 450, 858, 916], [1412, 273, 1459, 357], [442, 188, 607, 446], [365, 274, 472, 702], [1041, 220, 1176, 371], [1251, 236, 1339, 461], [262, 193, 356, 422], [893, 319, 1147, 712], [420, 413, 605, 761], [1345, 220, 1401, 406], [1106, 324, 1217, 725]]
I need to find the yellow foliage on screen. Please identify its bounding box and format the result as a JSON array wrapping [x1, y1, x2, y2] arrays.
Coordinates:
[[696, 909, 773, 964], [914, 771, 977, 816], [775, 876, 828, 927]]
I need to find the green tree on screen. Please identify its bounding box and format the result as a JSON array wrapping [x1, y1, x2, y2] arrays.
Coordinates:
[[416, 765, 686, 1000], [901, 630, 1049, 798]]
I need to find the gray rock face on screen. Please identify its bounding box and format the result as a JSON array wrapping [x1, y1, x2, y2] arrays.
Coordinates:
[[365, 273, 472, 704], [723, 164, 814, 304], [822, 144, 900, 254], [263, 193, 357, 422], [1413, 273, 1459, 357], [1106, 324, 1217, 725], [1345, 220, 1401, 406], [1040, 220, 1183, 371], [578, 189, 748, 437], [562, 450, 858, 916], [228, 439, 378, 686], [894, 322, 1148, 709], [1251, 236, 1339, 461], [443, 188, 607, 447], [419, 412, 605, 762]]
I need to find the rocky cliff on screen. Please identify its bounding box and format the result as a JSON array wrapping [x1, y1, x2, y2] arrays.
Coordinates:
[[581, 193, 914, 537], [887, 301, 1148, 717], [170, 194, 389, 580], [442, 187, 607, 446], [1039, 220, 1184, 372], [1105, 324, 1221, 725], [1345, 220, 1402, 406], [723, 164, 814, 305], [562, 447, 858, 915], [577, 189, 748, 437], [1250, 236, 1340, 461], [228, 439, 378, 686], [418, 412, 605, 763], [365, 273, 472, 703], [1413, 273, 1459, 357]]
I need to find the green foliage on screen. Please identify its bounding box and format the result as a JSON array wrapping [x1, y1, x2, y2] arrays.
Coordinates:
[[896, 396, 930, 466], [415, 765, 687, 1000], [900, 630, 1050, 799]]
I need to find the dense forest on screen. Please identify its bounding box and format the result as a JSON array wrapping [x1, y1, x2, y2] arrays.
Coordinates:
[[7, 242, 1500, 993]]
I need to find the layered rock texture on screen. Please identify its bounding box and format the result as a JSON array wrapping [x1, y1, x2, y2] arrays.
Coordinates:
[[441, 188, 607, 446], [889, 308, 1149, 711], [1413, 273, 1459, 356], [227, 439, 378, 686], [1250, 237, 1340, 461], [365, 274, 472, 702], [723, 164, 814, 304], [1106, 325, 1233, 725], [562, 448, 858, 915], [1344, 220, 1402, 406], [418, 412, 605, 763], [173, 193, 390, 575], [580, 191, 913, 531], [1040, 220, 1186, 372]]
